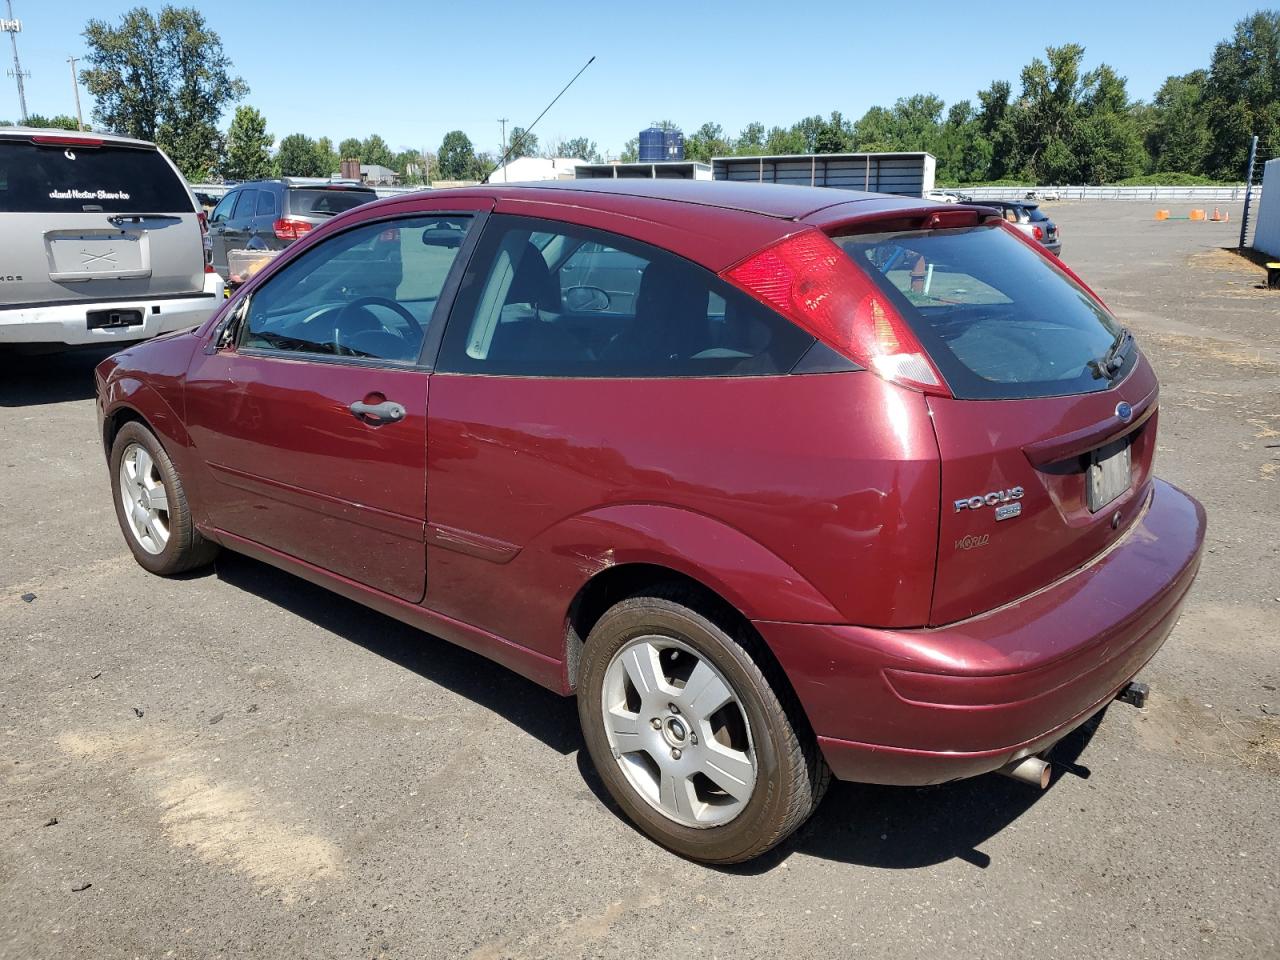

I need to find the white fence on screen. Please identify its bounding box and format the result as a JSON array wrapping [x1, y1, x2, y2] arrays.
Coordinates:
[[1252, 159, 1280, 258], [955, 184, 1255, 202]]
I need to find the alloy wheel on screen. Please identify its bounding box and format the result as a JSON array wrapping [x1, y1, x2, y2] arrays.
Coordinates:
[[118, 443, 170, 556], [600, 635, 757, 828]]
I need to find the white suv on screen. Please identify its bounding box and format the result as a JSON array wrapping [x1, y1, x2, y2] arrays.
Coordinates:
[[0, 127, 223, 351]]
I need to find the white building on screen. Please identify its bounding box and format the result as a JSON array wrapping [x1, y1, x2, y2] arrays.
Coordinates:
[[488, 156, 584, 183]]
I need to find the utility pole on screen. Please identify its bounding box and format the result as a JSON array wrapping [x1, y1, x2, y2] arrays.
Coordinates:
[[67, 55, 83, 130], [3, 0, 29, 123], [497, 118, 508, 182]]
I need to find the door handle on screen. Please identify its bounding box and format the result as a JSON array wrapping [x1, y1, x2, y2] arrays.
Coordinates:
[[350, 399, 406, 423]]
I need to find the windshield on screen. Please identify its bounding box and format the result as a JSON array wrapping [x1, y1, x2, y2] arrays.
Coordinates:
[[287, 188, 376, 217], [833, 224, 1126, 399], [0, 140, 192, 213]]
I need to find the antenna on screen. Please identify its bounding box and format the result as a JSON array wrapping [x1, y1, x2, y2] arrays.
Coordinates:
[[484, 56, 595, 184]]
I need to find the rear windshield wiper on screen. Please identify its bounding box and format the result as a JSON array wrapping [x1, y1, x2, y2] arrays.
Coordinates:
[[1090, 328, 1132, 379]]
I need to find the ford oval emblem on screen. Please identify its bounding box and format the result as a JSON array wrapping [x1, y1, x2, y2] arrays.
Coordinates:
[[1115, 401, 1133, 423]]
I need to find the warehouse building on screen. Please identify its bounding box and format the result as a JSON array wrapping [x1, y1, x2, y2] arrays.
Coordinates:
[[712, 151, 936, 197], [574, 160, 712, 180]]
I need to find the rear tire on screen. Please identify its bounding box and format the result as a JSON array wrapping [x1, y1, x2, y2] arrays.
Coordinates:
[[578, 588, 828, 864], [109, 421, 218, 576]]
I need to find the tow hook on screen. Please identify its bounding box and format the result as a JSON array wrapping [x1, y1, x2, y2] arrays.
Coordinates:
[[1116, 680, 1150, 708]]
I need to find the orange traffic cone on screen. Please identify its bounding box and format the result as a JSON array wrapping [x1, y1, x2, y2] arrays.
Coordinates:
[[1155, 209, 1170, 220], [1190, 209, 1206, 221]]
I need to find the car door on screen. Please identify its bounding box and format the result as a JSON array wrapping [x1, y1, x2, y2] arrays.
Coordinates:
[[221, 189, 258, 264], [252, 187, 278, 250], [207, 190, 237, 274], [184, 205, 488, 601]]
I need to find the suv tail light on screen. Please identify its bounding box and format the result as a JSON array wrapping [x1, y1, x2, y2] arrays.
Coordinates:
[[722, 229, 950, 396], [273, 218, 313, 241], [197, 210, 215, 273]]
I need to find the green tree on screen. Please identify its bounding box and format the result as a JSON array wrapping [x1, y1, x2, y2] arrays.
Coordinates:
[[684, 121, 731, 162], [337, 137, 363, 161], [735, 122, 766, 154], [82, 6, 247, 179], [437, 129, 478, 180], [763, 124, 805, 154], [1203, 10, 1280, 180], [550, 136, 601, 162], [223, 106, 273, 180], [25, 114, 86, 131], [314, 137, 337, 175], [620, 137, 639, 162], [361, 134, 395, 169], [934, 101, 991, 183], [277, 133, 330, 177], [507, 126, 538, 159]]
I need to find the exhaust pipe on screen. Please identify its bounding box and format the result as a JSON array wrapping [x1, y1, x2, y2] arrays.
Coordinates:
[[998, 755, 1051, 789]]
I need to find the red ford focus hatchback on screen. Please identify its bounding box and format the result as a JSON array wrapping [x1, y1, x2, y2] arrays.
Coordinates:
[[96, 180, 1205, 863]]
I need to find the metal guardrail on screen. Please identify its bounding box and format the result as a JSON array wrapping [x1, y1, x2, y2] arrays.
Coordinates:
[[953, 185, 1256, 202]]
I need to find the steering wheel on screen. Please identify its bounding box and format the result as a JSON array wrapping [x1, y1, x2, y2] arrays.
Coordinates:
[[338, 296, 422, 338]]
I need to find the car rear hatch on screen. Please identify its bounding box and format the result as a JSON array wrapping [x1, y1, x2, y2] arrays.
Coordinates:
[[279, 185, 378, 237], [827, 215, 1153, 624], [0, 132, 204, 306]]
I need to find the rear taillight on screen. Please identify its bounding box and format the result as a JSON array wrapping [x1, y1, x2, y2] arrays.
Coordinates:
[[721, 229, 950, 396], [273, 218, 313, 241], [196, 210, 214, 271], [1032, 225, 1044, 241]]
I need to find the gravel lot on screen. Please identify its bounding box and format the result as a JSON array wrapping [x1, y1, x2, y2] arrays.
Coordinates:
[[2, 201, 1277, 960]]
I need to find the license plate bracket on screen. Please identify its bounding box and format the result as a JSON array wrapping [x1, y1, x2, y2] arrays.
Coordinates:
[[1087, 437, 1132, 512]]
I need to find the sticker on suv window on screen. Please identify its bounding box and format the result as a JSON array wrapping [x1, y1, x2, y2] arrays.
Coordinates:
[[48, 189, 132, 201]]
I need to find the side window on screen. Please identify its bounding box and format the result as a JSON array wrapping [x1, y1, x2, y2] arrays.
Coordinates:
[[256, 190, 277, 217], [210, 191, 236, 222], [240, 214, 473, 364], [231, 190, 257, 220], [437, 215, 815, 378]]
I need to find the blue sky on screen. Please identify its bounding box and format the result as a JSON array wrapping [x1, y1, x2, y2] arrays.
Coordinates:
[[2, 0, 1263, 158]]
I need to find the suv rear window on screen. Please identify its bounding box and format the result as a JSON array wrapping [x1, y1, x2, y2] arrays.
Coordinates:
[[286, 188, 376, 218], [834, 224, 1125, 400], [0, 140, 192, 213]]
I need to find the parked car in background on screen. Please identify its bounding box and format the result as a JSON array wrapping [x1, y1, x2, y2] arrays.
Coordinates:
[[96, 180, 1203, 863], [979, 199, 1061, 256], [207, 178, 377, 280], [1026, 188, 1063, 201], [924, 189, 969, 203], [0, 127, 223, 352]]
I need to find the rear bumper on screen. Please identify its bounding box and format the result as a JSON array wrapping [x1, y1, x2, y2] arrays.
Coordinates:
[[756, 478, 1205, 786], [0, 273, 224, 346]]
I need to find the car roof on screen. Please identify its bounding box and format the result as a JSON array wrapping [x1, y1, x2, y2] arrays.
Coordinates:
[[0, 125, 160, 148], [453, 179, 901, 221]]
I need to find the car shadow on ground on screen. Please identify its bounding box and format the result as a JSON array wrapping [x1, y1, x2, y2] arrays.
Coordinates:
[[0, 346, 119, 407], [214, 550, 1102, 873]]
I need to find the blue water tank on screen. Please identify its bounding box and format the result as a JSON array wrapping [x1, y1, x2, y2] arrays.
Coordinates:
[[638, 127, 666, 162], [664, 129, 685, 161]]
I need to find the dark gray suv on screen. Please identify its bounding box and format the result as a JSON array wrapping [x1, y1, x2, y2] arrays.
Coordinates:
[[207, 178, 377, 278]]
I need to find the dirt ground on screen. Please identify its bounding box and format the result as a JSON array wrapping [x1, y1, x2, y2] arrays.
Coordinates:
[[1, 201, 1277, 960]]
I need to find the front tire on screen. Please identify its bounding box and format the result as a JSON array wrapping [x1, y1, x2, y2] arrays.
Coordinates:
[[578, 590, 828, 864], [109, 421, 218, 576]]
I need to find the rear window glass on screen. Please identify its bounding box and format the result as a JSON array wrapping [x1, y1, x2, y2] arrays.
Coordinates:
[[287, 188, 376, 217], [0, 140, 192, 213], [1025, 206, 1049, 222], [834, 224, 1125, 400]]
